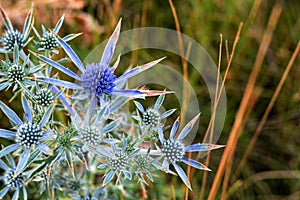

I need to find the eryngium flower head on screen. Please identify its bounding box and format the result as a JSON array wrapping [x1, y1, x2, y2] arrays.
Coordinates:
[[135, 155, 151, 172], [4, 168, 25, 190], [80, 126, 101, 146], [38, 31, 59, 50], [16, 122, 42, 148], [142, 108, 160, 127], [2, 30, 25, 51], [7, 64, 25, 82], [81, 63, 116, 97], [161, 139, 185, 163], [35, 88, 54, 107], [108, 150, 129, 171]]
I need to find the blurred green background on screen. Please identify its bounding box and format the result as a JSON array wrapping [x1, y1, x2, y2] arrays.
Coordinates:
[[0, 0, 299, 199]]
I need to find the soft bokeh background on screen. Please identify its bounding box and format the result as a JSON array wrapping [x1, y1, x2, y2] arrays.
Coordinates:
[[0, 0, 299, 199]]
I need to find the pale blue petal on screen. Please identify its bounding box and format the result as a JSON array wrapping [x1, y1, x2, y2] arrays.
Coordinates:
[[16, 80, 35, 99], [160, 109, 176, 119], [12, 188, 19, 200], [100, 19, 121, 66], [53, 14, 64, 34], [54, 34, 85, 73], [5, 153, 15, 168], [123, 170, 132, 180], [103, 170, 115, 186], [94, 105, 108, 126], [115, 57, 165, 84], [13, 44, 19, 63], [185, 143, 225, 152], [22, 6, 33, 39], [52, 87, 66, 99], [21, 96, 32, 122], [83, 96, 97, 126], [181, 158, 211, 171], [40, 135, 55, 141], [0, 6, 14, 31], [154, 143, 162, 152], [22, 186, 27, 200], [0, 144, 20, 158], [102, 119, 121, 133], [132, 115, 141, 122], [102, 138, 119, 144], [51, 86, 76, 116], [0, 159, 9, 170], [145, 171, 154, 182], [16, 148, 30, 173], [177, 113, 200, 141], [32, 52, 81, 80], [0, 129, 16, 140], [128, 148, 140, 158], [163, 158, 169, 172], [40, 106, 54, 127], [0, 101, 22, 126], [133, 100, 145, 113], [112, 89, 145, 99], [173, 163, 191, 190], [170, 117, 180, 140], [158, 128, 165, 144], [37, 77, 84, 90], [97, 163, 109, 169], [154, 94, 165, 110], [0, 81, 10, 91], [38, 143, 53, 155], [62, 33, 82, 42], [0, 187, 10, 199]]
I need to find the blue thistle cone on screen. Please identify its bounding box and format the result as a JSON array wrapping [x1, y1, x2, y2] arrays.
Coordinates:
[[16, 122, 42, 148], [161, 140, 185, 163], [2, 30, 25, 51], [7, 64, 25, 81], [4, 168, 25, 190], [81, 63, 116, 97], [35, 88, 54, 107]]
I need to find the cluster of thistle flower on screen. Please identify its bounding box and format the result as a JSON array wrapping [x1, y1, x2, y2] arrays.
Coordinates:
[[0, 6, 223, 200]]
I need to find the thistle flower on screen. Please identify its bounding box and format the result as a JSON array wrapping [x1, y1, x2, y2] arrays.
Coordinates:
[[156, 114, 224, 189], [133, 94, 176, 140], [31, 19, 166, 112], [33, 14, 81, 54], [0, 5, 33, 53], [70, 104, 120, 152], [35, 88, 54, 107], [0, 154, 29, 199], [0, 96, 54, 174], [0, 44, 42, 92], [96, 138, 140, 186], [134, 148, 161, 184], [54, 125, 89, 178]]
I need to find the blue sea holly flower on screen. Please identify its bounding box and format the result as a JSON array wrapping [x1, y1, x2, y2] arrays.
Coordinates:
[[132, 94, 176, 140], [70, 104, 120, 151], [134, 148, 162, 184], [32, 19, 166, 109], [0, 5, 33, 53], [96, 138, 140, 186], [0, 154, 29, 199], [156, 114, 224, 190], [0, 96, 54, 173], [0, 44, 42, 93], [33, 14, 81, 54]]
